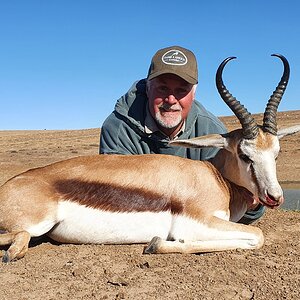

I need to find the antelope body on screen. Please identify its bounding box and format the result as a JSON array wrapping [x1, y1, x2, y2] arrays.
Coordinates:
[[0, 55, 299, 262]]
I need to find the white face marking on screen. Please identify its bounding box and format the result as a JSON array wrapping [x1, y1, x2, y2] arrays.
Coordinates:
[[239, 137, 283, 201]]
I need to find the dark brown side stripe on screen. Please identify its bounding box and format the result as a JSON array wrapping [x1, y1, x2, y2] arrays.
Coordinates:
[[54, 179, 183, 214]]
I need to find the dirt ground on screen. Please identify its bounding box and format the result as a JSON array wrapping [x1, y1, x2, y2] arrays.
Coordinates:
[[0, 111, 299, 300]]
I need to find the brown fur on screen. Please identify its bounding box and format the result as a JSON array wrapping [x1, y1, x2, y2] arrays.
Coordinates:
[[54, 179, 184, 214], [255, 129, 276, 150], [0, 150, 273, 261], [183, 162, 231, 221]]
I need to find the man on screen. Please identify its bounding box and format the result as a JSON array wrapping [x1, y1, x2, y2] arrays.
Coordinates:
[[100, 45, 265, 224], [100, 46, 225, 160]]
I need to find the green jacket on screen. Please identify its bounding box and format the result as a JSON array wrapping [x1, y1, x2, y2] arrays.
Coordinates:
[[100, 79, 227, 160]]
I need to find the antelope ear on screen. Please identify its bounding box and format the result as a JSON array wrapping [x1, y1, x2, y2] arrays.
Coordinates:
[[277, 125, 300, 139], [169, 134, 227, 149]]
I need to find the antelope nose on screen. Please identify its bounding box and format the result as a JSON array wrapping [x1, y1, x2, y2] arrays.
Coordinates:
[[278, 195, 285, 205], [266, 192, 284, 207]]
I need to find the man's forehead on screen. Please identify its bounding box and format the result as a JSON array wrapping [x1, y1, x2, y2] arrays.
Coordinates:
[[154, 74, 192, 86]]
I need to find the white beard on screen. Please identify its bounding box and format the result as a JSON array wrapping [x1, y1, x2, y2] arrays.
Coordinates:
[[155, 106, 183, 129]]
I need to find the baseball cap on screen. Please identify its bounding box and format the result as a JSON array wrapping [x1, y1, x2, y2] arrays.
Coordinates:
[[147, 46, 198, 84]]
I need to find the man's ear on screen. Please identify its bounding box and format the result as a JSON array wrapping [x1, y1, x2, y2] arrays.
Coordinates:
[[145, 80, 150, 96], [191, 84, 197, 99]]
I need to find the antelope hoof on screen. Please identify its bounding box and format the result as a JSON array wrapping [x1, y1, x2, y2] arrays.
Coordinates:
[[143, 236, 162, 254], [2, 251, 11, 263]]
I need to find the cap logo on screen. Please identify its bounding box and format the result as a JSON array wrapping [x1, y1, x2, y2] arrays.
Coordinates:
[[162, 49, 187, 66]]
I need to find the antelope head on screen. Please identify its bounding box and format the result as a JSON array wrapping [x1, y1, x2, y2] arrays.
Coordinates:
[[170, 54, 300, 209]]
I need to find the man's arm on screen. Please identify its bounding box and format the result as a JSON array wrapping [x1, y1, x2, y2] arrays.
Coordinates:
[[99, 112, 141, 155]]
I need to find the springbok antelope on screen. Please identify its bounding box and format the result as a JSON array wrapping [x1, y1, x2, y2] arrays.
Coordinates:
[[0, 55, 299, 262]]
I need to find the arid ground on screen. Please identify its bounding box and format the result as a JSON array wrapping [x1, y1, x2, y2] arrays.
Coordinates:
[[0, 110, 299, 300]]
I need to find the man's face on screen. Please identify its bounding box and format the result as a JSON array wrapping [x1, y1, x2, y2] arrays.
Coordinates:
[[146, 74, 195, 134]]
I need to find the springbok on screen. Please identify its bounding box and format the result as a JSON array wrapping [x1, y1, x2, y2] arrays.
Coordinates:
[[0, 55, 299, 262]]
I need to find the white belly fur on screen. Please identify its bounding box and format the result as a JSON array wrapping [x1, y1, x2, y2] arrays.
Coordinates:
[[46, 201, 229, 245], [48, 201, 172, 244]]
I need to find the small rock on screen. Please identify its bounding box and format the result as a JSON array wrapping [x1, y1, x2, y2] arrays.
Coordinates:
[[107, 276, 129, 287]]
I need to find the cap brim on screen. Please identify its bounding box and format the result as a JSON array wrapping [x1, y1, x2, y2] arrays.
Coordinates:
[[148, 70, 198, 85]]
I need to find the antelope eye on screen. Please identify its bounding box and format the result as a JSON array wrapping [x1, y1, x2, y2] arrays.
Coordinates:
[[239, 154, 253, 164]]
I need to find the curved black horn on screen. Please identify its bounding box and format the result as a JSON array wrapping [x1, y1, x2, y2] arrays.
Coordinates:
[[263, 54, 290, 135], [216, 57, 259, 139]]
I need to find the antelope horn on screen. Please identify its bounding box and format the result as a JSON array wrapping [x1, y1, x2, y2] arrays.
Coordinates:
[[216, 57, 258, 139], [263, 54, 290, 135]]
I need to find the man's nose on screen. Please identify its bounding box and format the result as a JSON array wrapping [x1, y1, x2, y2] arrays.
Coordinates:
[[164, 94, 177, 104]]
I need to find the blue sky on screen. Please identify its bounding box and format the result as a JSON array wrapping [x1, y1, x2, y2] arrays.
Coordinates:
[[0, 0, 299, 130]]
